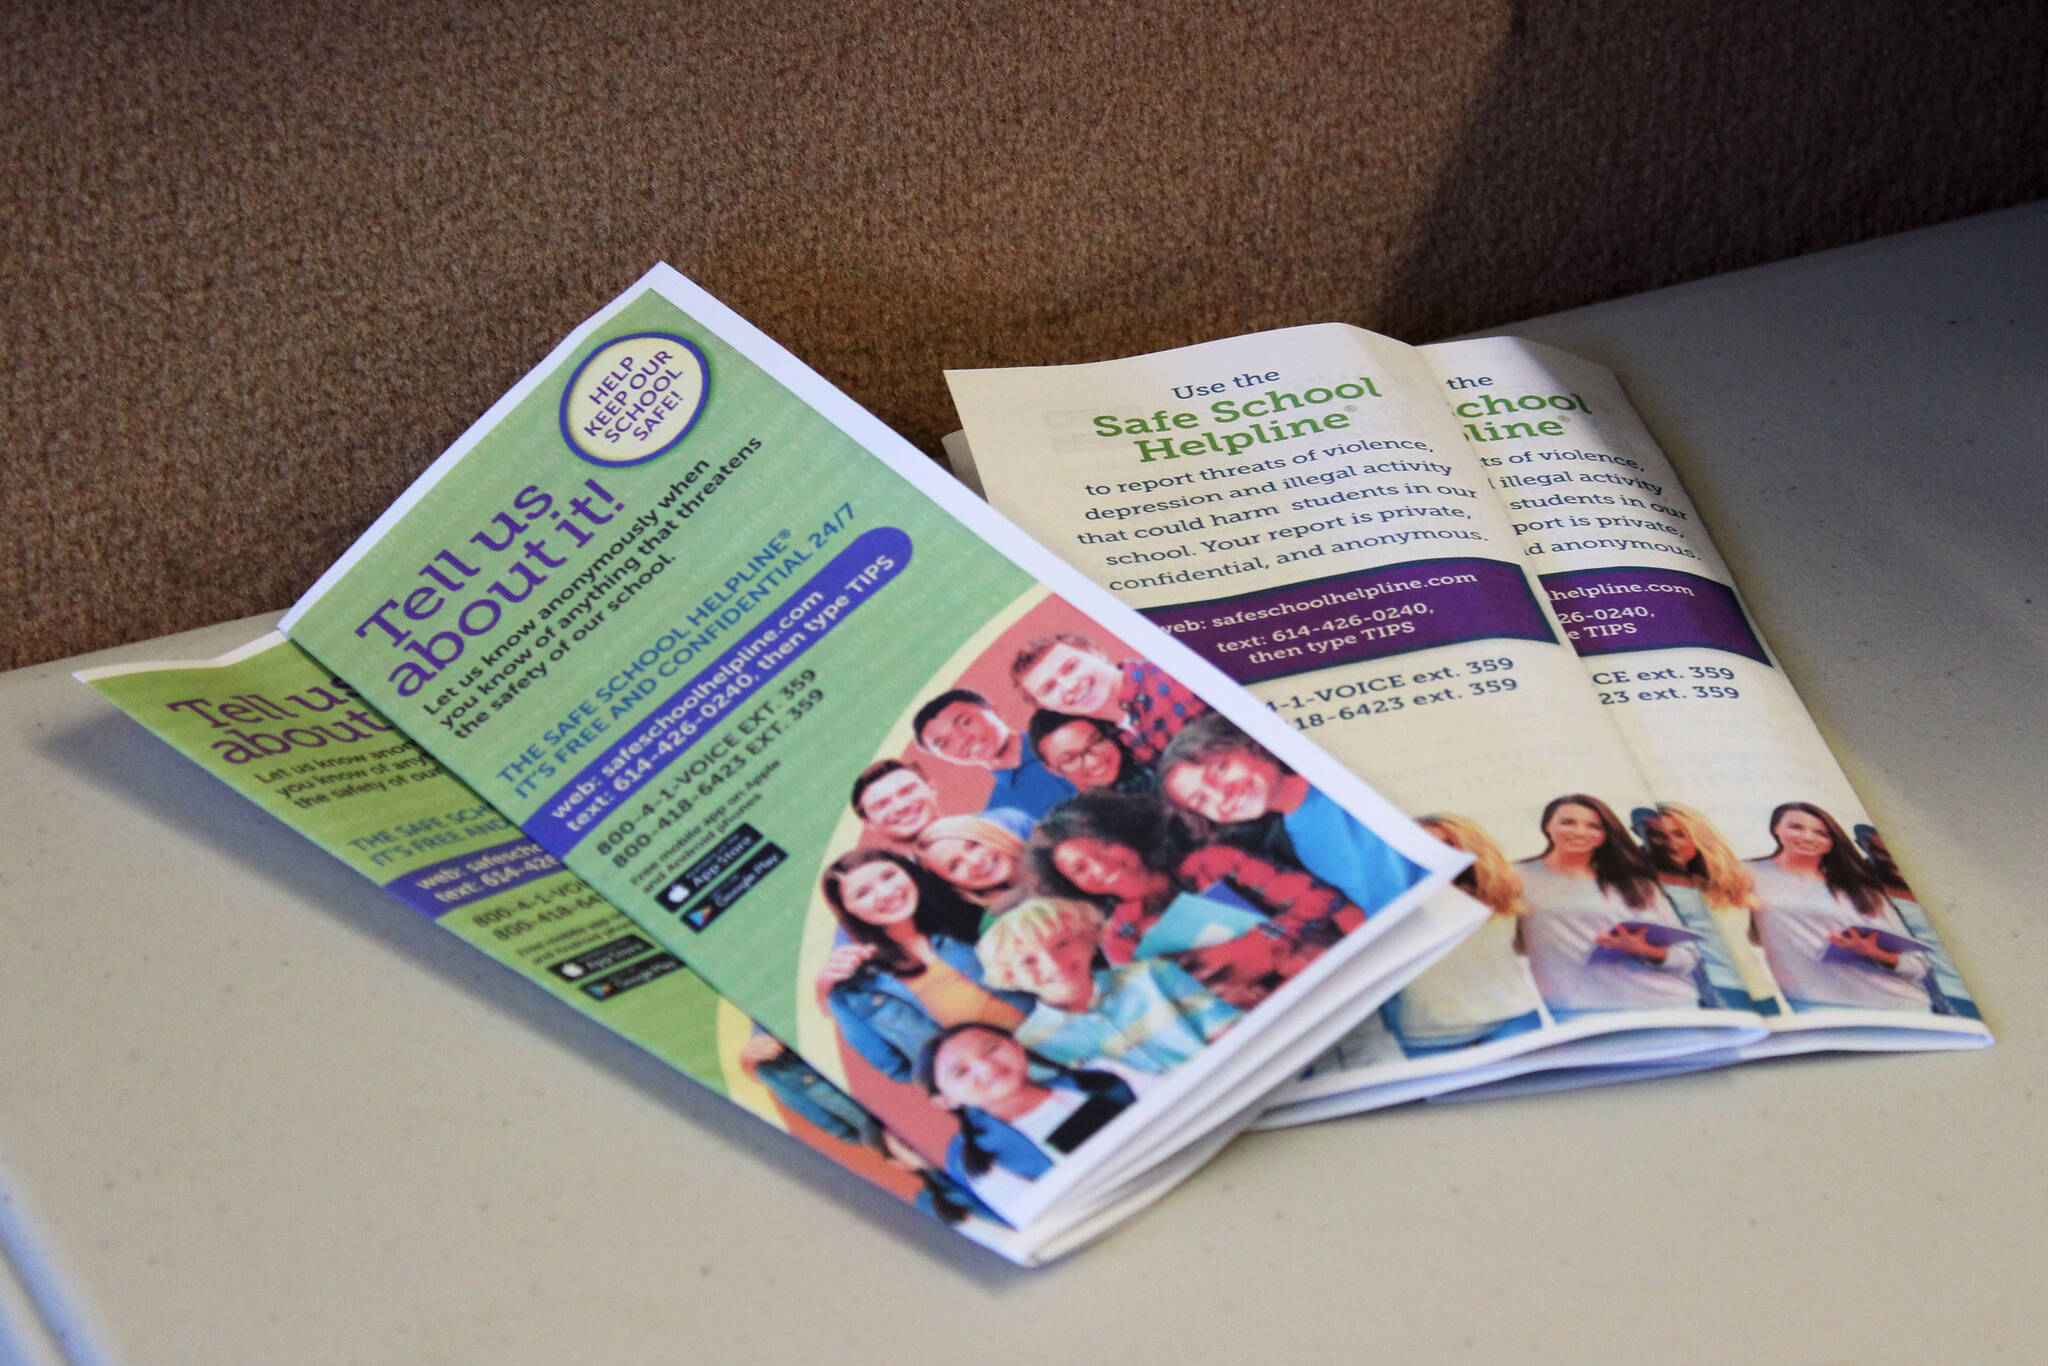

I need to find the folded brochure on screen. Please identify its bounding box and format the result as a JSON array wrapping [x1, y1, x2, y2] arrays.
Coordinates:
[[943, 323, 1989, 1120], [211, 266, 1482, 1252]]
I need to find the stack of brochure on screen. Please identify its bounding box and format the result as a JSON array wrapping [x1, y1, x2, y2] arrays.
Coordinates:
[[81, 268, 1478, 1265], [943, 323, 1990, 1122], [82, 269, 1986, 1265]]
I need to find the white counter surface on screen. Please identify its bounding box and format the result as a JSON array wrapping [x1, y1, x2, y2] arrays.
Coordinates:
[[3, 202, 2043, 1364]]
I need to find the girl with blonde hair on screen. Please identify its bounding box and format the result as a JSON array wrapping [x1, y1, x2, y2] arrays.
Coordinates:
[[1639, 802, 1780, 1010], [914, 809, 1032, 911], [975, 895, 1239, 1076], [1419, 812, 1528, 919], [1642, 803, 1759, 913], [1378, 814, 1546, 1052]]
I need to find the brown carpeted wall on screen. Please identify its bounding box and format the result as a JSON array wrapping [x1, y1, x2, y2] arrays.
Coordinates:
[[6, 0, 2045, 669]]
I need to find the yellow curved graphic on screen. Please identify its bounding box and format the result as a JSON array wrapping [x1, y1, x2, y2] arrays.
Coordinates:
[[715, 995, 786, 1127]]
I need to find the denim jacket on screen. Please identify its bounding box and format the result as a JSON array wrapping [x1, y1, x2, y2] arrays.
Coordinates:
[[825, 933, 1035, 1082]]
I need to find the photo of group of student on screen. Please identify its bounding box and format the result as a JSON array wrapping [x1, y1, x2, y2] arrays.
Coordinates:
[[1376, 795, 1971, 1057], [738, 793, 1977, 1212], [817, 625, 1427, 1208]]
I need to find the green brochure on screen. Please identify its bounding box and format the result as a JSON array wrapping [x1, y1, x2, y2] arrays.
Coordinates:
[[79, 633, 1050, 1259], [276, 266, 1474, 1236]]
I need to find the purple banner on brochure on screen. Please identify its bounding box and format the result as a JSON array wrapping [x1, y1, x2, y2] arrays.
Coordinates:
[[383, 837, 563, 918], [1142, 557, 1554, 686], [1539, 566, 1769, 664]]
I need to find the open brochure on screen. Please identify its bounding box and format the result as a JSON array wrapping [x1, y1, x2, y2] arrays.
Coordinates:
[[213, 267, 1479, 1255], [943, 324, 1990, 1120]]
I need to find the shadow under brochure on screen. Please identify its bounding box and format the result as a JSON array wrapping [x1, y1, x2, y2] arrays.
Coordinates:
[[264, 267, 1475, 1251], [78, 633, 1058, 1263]]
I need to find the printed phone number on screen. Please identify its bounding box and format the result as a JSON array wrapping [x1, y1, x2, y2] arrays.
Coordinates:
[[1594, 663, 1740, 705], [1270, 656, 1517, 730], [594, 671, 823, 870]]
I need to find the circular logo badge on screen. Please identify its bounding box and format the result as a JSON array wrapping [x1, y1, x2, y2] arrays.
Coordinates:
[[559, 332, 709, 467]]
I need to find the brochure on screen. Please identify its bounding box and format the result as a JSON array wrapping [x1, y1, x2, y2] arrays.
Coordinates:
[[260, 268, 1478, 1246], [77, 634, 1050, 1262], [1424, 335, 1987, 1040], [943, 324, 1990, 1118]]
